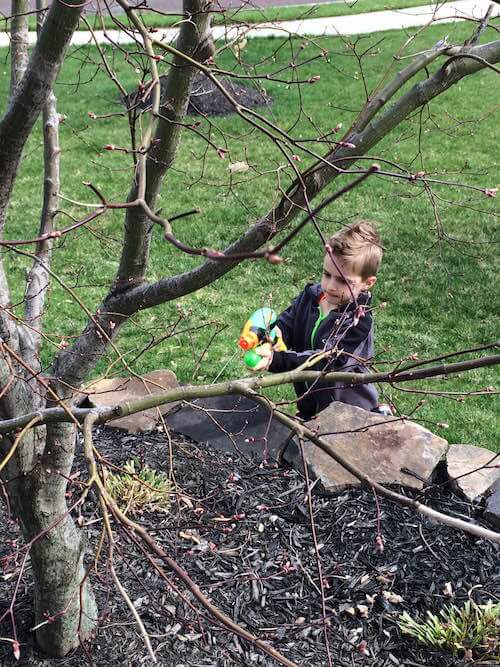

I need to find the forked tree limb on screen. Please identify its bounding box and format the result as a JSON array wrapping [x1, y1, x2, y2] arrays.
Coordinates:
[[0, 351, 498, 435], [115, 39, 500, 312], [48, 22, 500, 396], [50, 0, 213, 396]]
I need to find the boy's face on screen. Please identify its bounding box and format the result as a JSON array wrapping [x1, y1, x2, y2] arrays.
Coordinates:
[[321, 253, 376, 308]]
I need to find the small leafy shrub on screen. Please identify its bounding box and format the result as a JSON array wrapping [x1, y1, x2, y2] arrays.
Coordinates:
[[399, 600, 499, 662], [105, 459, 172, 516]]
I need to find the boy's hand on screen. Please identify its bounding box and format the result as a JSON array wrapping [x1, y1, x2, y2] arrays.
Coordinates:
[[249, 344, 273, 372], [272, 325, 284, 350]]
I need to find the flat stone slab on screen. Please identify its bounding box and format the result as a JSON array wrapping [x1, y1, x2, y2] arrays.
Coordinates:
[[446, 444, 500, 502], [86, 370, 179, 433], [165, 394, 293, 461], [282, 402, 449, 492], [483, 479, 500, 531]]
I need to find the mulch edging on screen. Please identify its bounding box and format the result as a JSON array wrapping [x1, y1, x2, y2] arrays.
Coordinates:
[[121, 71, 272, 117], [1, 426, 499, 666]]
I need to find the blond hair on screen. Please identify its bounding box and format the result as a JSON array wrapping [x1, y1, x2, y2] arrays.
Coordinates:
[[327, 220, 383, 279]]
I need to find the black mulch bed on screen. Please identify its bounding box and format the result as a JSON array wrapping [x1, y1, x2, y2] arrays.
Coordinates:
[[122, 72, 272, 117], [1, 427, 499, 666]]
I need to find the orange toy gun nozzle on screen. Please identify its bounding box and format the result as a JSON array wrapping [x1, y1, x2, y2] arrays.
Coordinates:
[[239, 332, 259, 350]]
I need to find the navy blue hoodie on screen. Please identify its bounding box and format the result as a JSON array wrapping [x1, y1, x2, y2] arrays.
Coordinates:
[[268, 283, 378, 417]]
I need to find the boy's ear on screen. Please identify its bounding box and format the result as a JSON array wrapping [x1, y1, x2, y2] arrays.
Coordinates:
[[364, 276, 377, 290]]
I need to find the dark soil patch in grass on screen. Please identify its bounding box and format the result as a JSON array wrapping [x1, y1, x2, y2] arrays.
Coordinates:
[[1, 427, 499, 666], [122, 71, 272, 117]]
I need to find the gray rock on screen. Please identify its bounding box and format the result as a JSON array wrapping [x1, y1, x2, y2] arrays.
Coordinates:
[[483, 479, 500, 531], [282, 402, 448, 492], [165, 394, 293, 461], [446, 444, 500, 502], [86, 370, 179, 433]]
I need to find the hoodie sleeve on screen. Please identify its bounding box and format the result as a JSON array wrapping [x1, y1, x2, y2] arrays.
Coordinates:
[[269, 309, 372, 374]]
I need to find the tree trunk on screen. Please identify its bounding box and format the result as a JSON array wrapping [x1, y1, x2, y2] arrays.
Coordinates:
[[5, 422, 97, 655], [0, 0, 212, 655]]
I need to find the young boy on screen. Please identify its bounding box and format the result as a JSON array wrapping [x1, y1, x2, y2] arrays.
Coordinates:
[[253, 220, 383, 419]]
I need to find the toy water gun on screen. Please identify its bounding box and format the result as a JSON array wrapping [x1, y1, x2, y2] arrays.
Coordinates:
[[239, 307, 286, 369]]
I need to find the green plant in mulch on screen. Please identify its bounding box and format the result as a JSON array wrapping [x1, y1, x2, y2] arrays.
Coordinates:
[[398, 600, 500, 662], [104, 459, 172, 516]]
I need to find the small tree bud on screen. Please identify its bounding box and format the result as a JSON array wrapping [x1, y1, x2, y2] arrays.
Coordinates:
[[357, 640, 370, 656], [208, 249, 225, 258], [13, 641, 20, 661]]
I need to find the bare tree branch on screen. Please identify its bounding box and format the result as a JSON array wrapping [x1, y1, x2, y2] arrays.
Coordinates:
[[1, 350, 498, 434], [0, 7, 498, 658], [113, 0, 214, 290], [22, 0, 61, 379], [9, 0, 29, 96], [0, 0, 83, 234], [119, 40, 500, 311]]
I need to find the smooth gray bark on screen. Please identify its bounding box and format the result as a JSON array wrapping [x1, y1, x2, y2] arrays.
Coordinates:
[[5, 423, 97, 656], [23, 88, 60, 378], [23, 0, 61, 377], [9, 0, 29, 96]]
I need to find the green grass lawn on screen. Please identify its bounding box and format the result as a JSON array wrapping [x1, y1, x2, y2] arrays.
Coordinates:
[[15, 0, 449, 32], [2, 20, 499, 450]]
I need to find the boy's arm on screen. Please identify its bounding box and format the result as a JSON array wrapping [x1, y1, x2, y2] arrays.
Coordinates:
[[269, 311, 373, 373]]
